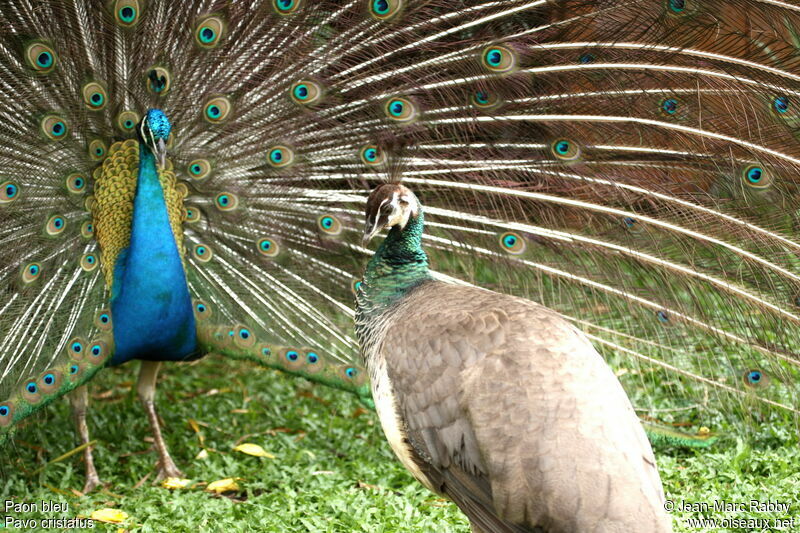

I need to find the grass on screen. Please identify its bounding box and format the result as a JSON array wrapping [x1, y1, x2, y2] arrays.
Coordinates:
[[2, 356, 800, 532]]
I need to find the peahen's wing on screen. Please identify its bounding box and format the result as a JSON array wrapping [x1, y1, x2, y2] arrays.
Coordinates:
[[3, 0, 800, 440]]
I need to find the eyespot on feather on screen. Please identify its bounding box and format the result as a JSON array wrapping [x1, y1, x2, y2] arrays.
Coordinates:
[[302, 350, 324, 374], [95, 309, 113, 330], [317, 214, 343, 236], [21, 379, 42, 404], [45, 215, 66, 236], [195, 16, 225, 48], [203, 96, 232, 123], [257, 237, 281, 258], [470, 90, 501, 110], [258, 344, 272, 359], [267, 145, 294, 168], [21, 263, 42, 284], [38, 370, 62, 394], [360, 144, 385, 166], [742, 164, 772, 189], [82, 82, 107, 110], [41, 115, 68, 141], [290, 80, 324, 105], [369, 0, 402, 20], [743, 369, 769, 388], [117, 110, 140, 133], [88, 339, 110, 363], [25, 42, 57, 73], [194, 300, 212, 321], [0, 402, 15, 427], [114, 0, 141, 26], [187, 159, 212, 180], [351, 278, 363, 297], [215, 192, 239, 211], [384, 97, 417, 122], [88, 139, 107, 161], [67, 362, 85, 381], [81, 221, 94, 239], [80, 253, 98, 271], [273, 0, 302, 14], [234, 325, 256, 348], [338, 364, 367, 386], [184, 206, 202, 223], [498, 232, 526, 254], [193, 243, 213, 262], [659, 97, 679, 116], [481, 45, 516, 73], [1, 181, 20, 204], [551, 138, 581, 161], [146, 66, 171, 94], [66, 337, 86, 360]]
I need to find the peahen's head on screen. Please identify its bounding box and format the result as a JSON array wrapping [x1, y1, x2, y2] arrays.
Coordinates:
[[138, 109, 172, 168], [363, 183, 420, 244]]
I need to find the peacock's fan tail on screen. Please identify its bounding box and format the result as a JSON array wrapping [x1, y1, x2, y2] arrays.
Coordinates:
[[1, 0, 799, 441]]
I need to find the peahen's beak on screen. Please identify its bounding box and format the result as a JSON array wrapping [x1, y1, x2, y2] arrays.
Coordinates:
[[154, 138, 167, 169], [362, 225, 381, 246]]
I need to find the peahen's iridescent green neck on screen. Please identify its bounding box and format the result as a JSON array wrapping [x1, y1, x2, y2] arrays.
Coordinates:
[[362, 211, 432, 312]]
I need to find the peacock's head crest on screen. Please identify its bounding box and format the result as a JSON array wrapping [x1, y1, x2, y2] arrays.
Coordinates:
[[138, 109, 171, 168], [363, 183, 419, 244]]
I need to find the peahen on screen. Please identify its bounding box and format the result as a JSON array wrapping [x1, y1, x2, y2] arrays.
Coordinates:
[[2, 0, 800, 493], [356, 182, 672, 532]]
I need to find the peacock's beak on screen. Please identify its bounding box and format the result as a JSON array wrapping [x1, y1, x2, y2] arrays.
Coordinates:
[[154, 138, 167, 169]]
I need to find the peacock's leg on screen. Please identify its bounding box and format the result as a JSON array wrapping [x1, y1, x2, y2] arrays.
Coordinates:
[[68, 385, 102, 493], [136, 360, 183, 481]]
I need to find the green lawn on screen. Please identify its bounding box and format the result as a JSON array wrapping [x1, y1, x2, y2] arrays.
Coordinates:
[[2, 357, 799, 532]]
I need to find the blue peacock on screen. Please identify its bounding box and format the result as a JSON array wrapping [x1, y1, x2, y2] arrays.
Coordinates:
[[2, 0, 800, 494]]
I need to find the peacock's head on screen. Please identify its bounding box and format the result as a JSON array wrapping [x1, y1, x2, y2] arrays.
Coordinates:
[[138, 109, 172, 168], [363, 183, 420, 244]]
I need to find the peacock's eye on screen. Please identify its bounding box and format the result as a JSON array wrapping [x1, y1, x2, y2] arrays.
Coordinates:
[[37, 52, 53, 68], [100, 313, 110, 323], [499, 232, 526, 254], [26, 42, 57, 73], [743, 165, 771, 189], [307, 352, 319, 364], [91, 344, 102, 356], [41, 115, 69, 140], [656, 310, 669, 323], [0, 405, 8, 416], [345, 367, 357, 378], [239, 328, 250, 340], [43, 373, 55, 385], [668, 0, 685, 12], [384, 97, 417, 122], [286, 350, 299, 361], [481, 45, 516, 72], [71, 341, 83, 353], [70, 364, 79, 374], [115, 0, 141, 26], [203, 96, 232, 123], [26, 382, 37, 394]]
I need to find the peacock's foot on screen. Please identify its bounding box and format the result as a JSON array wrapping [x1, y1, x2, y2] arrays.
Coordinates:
[[154, 457, 184, 482], [82, 473, 102, 494]]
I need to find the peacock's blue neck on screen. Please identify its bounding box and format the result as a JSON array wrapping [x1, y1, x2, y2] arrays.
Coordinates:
[[361, 211, 432, 312], [109, 144, 197, 365]]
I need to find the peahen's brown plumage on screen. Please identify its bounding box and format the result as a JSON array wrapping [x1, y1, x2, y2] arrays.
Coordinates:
[[1, 0, 799, 498], [357, 183, 671, 532]]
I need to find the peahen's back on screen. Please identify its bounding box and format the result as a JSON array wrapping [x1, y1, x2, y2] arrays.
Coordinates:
[[2, 0, 800, 444]]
